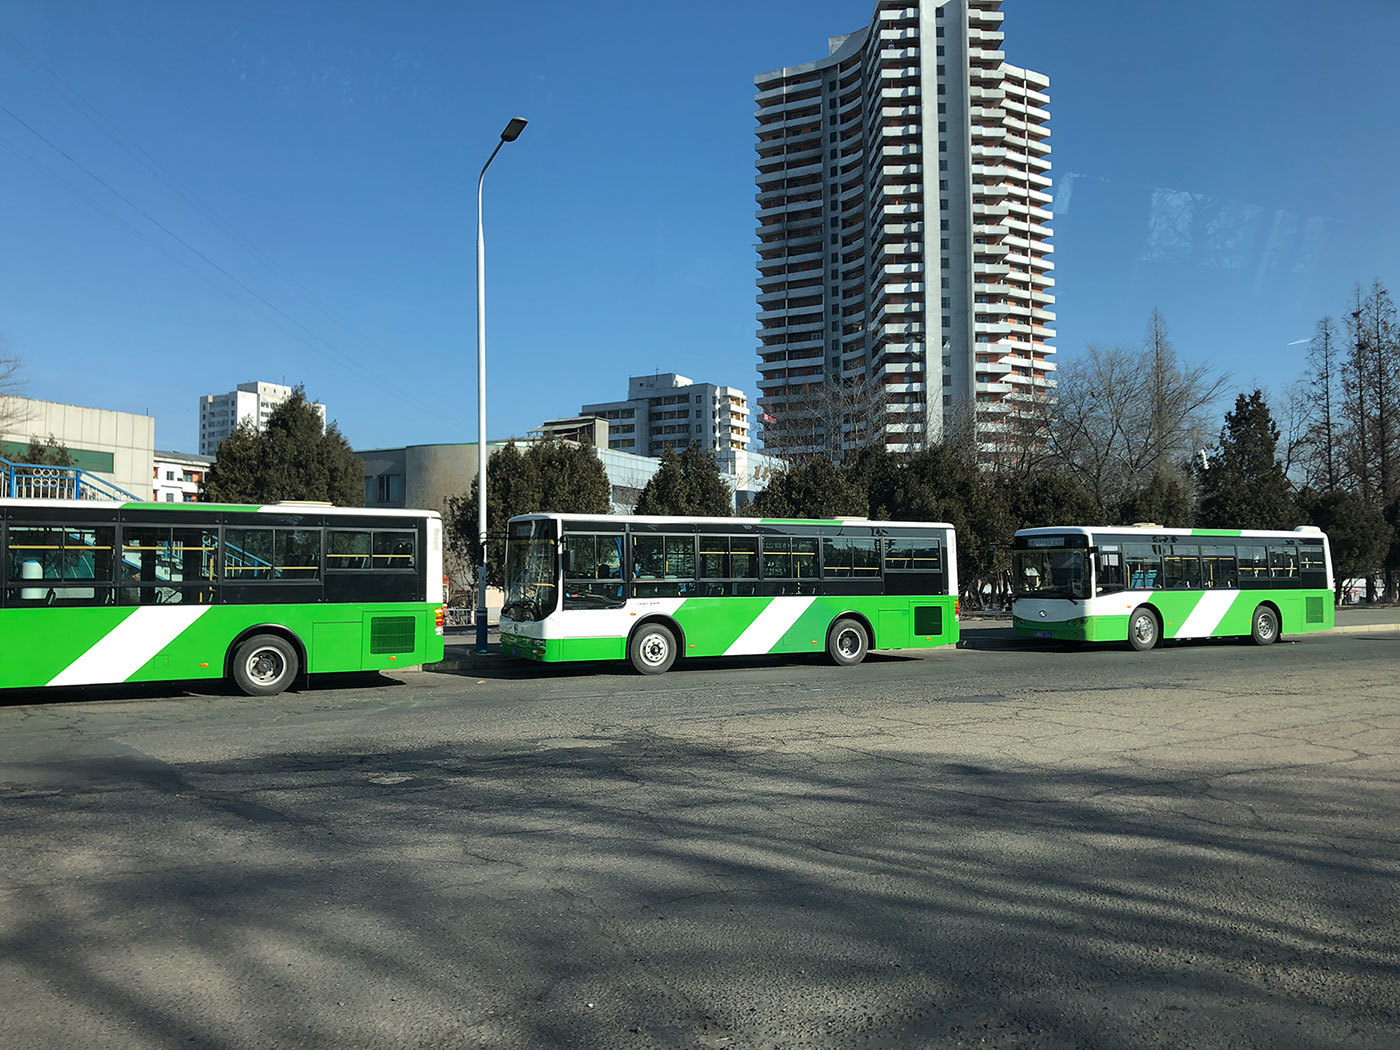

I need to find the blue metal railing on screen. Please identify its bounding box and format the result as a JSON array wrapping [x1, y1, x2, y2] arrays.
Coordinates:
[[1, 457, 143, 502]]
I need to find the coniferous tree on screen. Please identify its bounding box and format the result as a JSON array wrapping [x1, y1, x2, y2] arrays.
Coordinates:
[[22, 434, 74, 467], [1196, 391, 1297, 529], [1115, 470, 1193, 527], [201, 387, 362, 506], [446, 438, 610, 587], [634, 444, 731, 516], [1301, 489, 1390, 603], [748, 458, 867, 519]]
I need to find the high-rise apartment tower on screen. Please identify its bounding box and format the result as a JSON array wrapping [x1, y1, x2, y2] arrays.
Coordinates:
[[754, 0, 1053, 456]]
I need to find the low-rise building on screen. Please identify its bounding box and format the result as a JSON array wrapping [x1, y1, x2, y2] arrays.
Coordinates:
[[581, 373, 750, 457], [152, 450, 213, 503], [0, 395, 154, 497]]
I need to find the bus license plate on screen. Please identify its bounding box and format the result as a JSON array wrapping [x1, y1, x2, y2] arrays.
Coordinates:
[[1035, 630, 1052, 639]]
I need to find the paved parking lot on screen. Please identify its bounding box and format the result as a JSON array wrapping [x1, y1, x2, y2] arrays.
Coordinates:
[[1, 629, 1397, 1049]]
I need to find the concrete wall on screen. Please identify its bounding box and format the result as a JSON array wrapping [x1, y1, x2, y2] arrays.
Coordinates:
[[0, 396, 155, 497]]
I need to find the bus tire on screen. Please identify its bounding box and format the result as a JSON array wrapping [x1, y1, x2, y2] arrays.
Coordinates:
[[232, 633, 300, 696], [827, 617, 869, 666], [629, 623, 677, 675], [1127, 606, 1160, 652], [1250, 604, 1279, 646]]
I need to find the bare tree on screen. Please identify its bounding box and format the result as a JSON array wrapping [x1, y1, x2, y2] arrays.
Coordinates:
[[0, 335, 24, 439], [1047, 313, 1228, 513], [758, 371, 893, 464], [1297, 316, 1345, 491]]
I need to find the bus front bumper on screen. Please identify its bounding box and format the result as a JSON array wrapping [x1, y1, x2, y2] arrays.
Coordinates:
[[1013, 615, 1094, 642], [501, 632, 549, 661]]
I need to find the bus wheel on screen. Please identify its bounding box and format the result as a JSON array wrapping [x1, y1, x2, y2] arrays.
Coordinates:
[[827, 618, 869, 666], [1251, 605, 1279, 646], [629, 623, 677, 675], [232, 634, 300, 696], [1127, 606, 1160, 651]]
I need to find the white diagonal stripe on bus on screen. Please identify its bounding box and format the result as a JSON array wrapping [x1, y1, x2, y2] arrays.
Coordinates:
[[48, 606, 213, 687], [724, 597, 815, 656], [1174, 590, 1239, 639]]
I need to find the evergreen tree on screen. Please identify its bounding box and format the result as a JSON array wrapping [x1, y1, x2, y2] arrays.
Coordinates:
[[1015, 468, 1107, 530], [1115, 470, 1193, 527], [634, 444, 732, 516], [22, 434, 74, 467], [1301, 489, 1390, 603], [1196, 391, 1297, 529], [748, 458, 867, 519], [446, 438, 610, 587], [201, 386, 363, 506]]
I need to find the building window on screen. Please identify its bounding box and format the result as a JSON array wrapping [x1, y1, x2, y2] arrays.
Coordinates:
[[938, 102, 947, 114], [941, 238, 949, 250], [941, 297, 950, 308]]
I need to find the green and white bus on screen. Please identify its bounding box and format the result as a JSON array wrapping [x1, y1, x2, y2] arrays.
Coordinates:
[[0, 498, 445, 695], [499, 513, 959, 673], [1011, 525, 1334, 650]]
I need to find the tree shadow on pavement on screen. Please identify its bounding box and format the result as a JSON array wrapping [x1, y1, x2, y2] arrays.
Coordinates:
[[1, 734, 1397, 1049]]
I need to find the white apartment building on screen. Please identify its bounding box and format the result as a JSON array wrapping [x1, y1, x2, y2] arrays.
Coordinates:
[[755, 0, 1054, 456], [197, 381, 326, 455], [580, 373, 751, 458], [152, 449, 213, 503]]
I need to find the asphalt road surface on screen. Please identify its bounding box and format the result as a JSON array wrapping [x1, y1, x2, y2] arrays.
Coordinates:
[[1, 629, 1397, 1049]]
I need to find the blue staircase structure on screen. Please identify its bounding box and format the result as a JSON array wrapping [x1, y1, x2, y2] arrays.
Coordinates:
[[1, 456, 143, 501]]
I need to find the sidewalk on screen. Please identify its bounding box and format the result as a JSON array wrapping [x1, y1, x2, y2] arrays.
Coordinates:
[[425, 606, 1400, 673]]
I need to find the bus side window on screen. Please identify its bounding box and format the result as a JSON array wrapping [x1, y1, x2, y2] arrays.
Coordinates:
[[1236, 543, 1268, 583], [1201, 545, 1237, 588], [1299, 543, 1327, 588], [1095, 549, 1124, 594], [1268, 544, 1299, 581], [1123, 543, 1159, 589]]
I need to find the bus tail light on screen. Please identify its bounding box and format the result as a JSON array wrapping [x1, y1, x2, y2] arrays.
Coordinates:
[[435, 606, 445, 636], [954, 599, 961, 620]]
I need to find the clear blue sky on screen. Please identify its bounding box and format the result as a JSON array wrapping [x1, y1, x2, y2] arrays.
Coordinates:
[[1, 1, 1396, 453]]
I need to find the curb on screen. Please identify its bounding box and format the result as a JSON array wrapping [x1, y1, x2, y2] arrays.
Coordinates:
[[1332, 622, 1400, 635]]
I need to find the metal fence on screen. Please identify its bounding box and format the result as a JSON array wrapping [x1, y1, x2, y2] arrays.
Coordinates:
[[1, 459, 142, 501]]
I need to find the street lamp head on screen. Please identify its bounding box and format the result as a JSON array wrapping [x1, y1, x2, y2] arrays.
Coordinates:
[[500, 117, 528, 142]]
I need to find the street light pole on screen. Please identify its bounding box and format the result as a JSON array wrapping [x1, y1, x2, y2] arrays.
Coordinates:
[[475, 115, 527, 653]]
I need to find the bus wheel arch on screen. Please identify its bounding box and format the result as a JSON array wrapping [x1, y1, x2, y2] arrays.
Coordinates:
[[827, 615, 871, 666], [1127, 605, 1161, 652], [1251, 602, 1281, 646], [627, 617, 684, 675], [226, 625, 307, 695]]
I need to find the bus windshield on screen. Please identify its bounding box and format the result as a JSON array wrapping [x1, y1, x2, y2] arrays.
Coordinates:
[[503, 519, 558, 622], [1013, 548, 1089, 600]]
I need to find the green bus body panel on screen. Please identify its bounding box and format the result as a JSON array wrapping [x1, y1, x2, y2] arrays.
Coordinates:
[[502, 595, 959, 664], [675, 597, 773, 656], [0, 604, 444, 689], [1013, 589, 1334, 643], [4, 607, 136, 684]]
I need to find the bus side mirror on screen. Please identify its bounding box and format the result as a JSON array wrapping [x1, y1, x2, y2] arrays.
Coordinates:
[[561, 549, 573, 575]]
